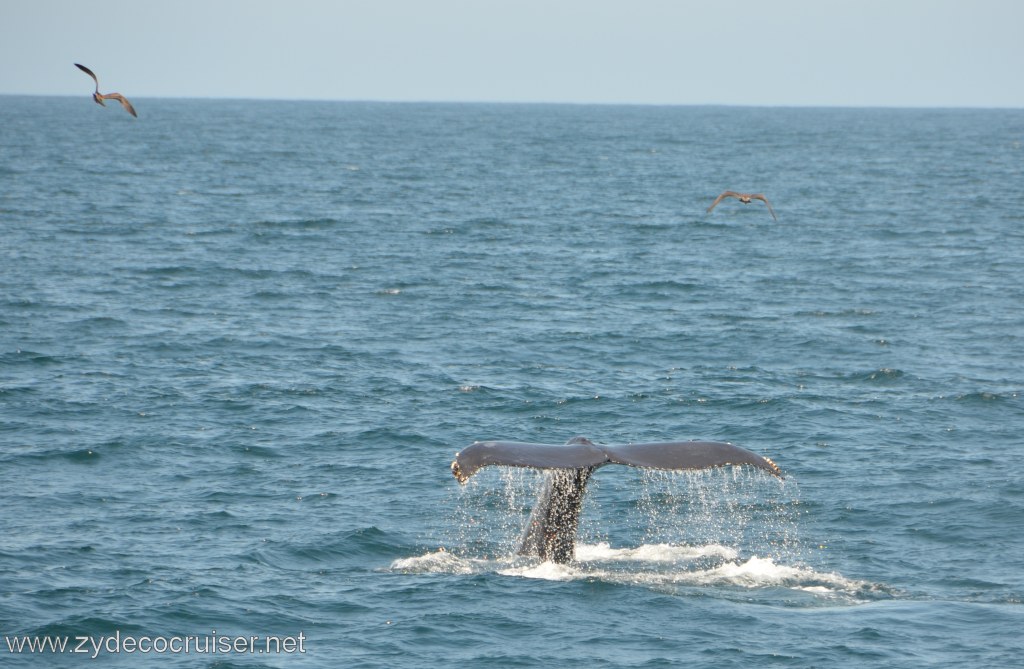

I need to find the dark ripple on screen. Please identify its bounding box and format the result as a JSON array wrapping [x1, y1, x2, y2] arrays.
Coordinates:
[[247, 527, 411, 569]]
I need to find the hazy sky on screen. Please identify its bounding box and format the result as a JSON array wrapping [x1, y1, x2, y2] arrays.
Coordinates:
[[2, 0, 1022, 107]]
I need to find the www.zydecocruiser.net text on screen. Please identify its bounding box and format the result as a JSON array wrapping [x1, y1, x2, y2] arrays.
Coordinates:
[[5, 630, 307, 659]]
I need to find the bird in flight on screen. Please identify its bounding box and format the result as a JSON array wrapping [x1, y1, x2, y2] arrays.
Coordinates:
[[706, 191, 777, 221], [74, 63, 137, 118]]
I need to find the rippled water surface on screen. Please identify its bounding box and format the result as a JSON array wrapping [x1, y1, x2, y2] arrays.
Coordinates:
[[1, 97, 1023, 667]]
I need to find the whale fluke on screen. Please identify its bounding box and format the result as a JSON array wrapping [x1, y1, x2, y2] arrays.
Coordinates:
[[451, 436, 781, 483], [451, 436, 782, 563]]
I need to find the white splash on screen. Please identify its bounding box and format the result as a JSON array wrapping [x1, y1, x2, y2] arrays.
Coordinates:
[[575, 541, 739, 563], [675, 555, 814, 587], [389, 543, 877, 602], [390, 549, 476, 575], [497, 560, 577, 581], [425, 467, 878, 601]]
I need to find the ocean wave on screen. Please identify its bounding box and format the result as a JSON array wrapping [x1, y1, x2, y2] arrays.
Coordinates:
[[0, 445, 103, 465], [243, 526, 414, 571], [948, 390, 1016, 404], [847, 368, 906, 384], [252, 217, 343, 230]]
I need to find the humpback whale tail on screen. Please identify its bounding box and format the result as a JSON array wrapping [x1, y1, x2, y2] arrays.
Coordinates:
[[451, 436, 782, 564]]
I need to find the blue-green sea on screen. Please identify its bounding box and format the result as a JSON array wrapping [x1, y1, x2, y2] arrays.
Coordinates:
[[2, 96, 1023, 667]]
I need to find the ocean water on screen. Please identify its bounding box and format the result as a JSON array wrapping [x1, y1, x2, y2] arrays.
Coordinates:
[[1, 96, 1023, 667]]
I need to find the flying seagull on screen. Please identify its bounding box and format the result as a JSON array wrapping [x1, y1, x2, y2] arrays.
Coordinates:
[[74, 63, 137, 118], [706, 190, 777, 221]]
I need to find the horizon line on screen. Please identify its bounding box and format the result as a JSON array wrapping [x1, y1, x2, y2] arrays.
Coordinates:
[[2, 92, 1022, 112]]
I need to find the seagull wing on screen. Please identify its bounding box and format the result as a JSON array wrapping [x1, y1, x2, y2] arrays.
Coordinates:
[[706, 190, 739, 214], [751, 194, 778, 221], [100, 93, 137, 118], [74, 63, 100, 93]]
